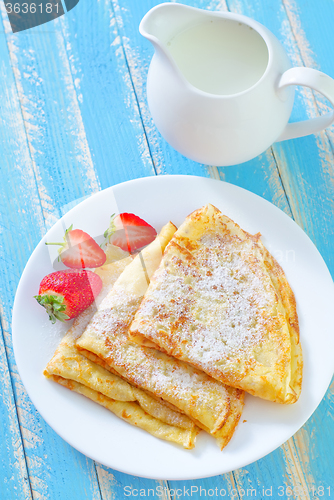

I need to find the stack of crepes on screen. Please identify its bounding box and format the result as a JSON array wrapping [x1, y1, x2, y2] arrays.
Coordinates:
[[44, 204, 302, 450]]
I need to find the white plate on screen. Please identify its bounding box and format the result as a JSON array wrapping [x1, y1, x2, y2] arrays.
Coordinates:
[[12, 175, 334, 480]]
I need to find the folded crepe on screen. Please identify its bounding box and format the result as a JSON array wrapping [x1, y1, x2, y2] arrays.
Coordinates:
[[76, 221, 244, 449], [129, 204, 302, 404], [44, 235, 199, 449]]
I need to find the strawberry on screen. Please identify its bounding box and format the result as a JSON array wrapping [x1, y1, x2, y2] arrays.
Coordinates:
[[34, 269, 102, 323], [46, 225, 106, 269], [104, 213, 157, 254]]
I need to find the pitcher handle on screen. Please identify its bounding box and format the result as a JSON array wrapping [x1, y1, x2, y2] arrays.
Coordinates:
[[276, 67, 334, 142]]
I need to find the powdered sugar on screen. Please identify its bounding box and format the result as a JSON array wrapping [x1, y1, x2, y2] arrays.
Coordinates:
[[134, 232, 278, 375], [77, 282, 231, 429]]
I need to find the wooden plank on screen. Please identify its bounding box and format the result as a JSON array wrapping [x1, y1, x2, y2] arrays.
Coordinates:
[[57, 0, 156, 190], [0, 319, 32, 500], [273, 0, 334, 493], [0, 3, 107, 499], [0, 12, 42, 498], [168, 472, 245, 499], [98, 472, 178, 500], [224, 0, 334, 272], [110, 0, 211, 177], [277, 0, 334, 272]]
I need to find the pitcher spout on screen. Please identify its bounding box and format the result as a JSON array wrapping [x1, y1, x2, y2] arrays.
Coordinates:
[[139, 3, 205, 56]]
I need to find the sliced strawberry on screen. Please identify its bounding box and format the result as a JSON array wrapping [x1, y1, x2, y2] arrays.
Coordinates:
[[46, 226, 106, 269], [35, 269, 102, 323], [104, 213, 157, 254]]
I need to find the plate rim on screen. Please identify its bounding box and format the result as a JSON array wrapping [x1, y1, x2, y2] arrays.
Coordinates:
[[12, 174, 334, 480]]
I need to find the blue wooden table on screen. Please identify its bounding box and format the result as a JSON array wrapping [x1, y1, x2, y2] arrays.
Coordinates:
[[1, 0, 334, 498]]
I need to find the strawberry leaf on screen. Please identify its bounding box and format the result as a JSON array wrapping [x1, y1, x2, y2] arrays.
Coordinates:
[[34, 294, 70, 324], [103, 214, 116, 243], [45, 224, 74, 254], [65, 224, 73, 235]]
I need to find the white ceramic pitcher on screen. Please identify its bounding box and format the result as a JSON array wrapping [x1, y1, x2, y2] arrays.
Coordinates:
[[140, 3, 334, 166]]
